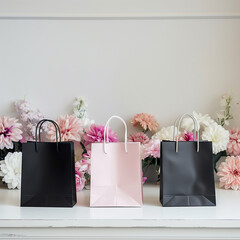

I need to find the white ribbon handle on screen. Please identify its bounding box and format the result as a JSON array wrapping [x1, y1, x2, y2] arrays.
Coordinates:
[[103, 115, 128, 154], [173, 113, 199, 153]]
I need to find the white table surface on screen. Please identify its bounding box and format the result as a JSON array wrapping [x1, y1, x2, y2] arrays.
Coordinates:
[[0, 183, 240, 239]]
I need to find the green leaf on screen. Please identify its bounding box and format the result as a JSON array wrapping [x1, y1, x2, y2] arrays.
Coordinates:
[[213, 151, 227, 172], [80, 141, 87, 155]]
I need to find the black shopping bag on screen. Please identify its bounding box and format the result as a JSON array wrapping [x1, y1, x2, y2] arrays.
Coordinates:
[[21, 119, 76, 207], [160, 113, 216, 207]]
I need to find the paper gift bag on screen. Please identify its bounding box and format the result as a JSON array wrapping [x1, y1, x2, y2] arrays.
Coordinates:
[[21, 119, 76, 207], [90, 116, 142, 207], [160, 113, 216, 207]]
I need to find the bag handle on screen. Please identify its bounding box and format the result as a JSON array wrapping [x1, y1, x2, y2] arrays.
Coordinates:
[[37, 119, 61, 142], [173, 113, 199, 153], [103, 115, 128, 154], [173, 114, 197, 141], [35, 119, 61, 152]]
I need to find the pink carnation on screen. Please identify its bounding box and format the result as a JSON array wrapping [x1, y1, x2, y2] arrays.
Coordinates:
[[217, 156, 240, 190], [227, 128, 240, 156], [142, 139, 160, 159], [179, 131, 197, 141], [131, 113, 159, 132], [128, 132, 150, 145], [0, 116, 22, 150], [75, 173, 86, 192], [47, 115, 83, 142], [83, 124, 118, 146]]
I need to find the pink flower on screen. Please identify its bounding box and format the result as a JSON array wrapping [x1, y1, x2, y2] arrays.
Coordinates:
[[15, 99, 46, 141], [47, 115, 83, 142], [0, 116, 22, 150], [75, 161, 87, 191], [76, 157, 91, 175], [227, 128, 240, 156], [75, 161, 81, 173], [82, 149, 91, 159], [142, 172, 147, 184], [131, 113, 159, 132], [179, 131, 197, 141], [81, 150, 91, 174], [83, 124, 118, 146], [141, 139, 160, 159], [217, 156, 240, 190], [75, 173, 86, 192], [80, 158, 91, 175], [128, 132, 150, 145]]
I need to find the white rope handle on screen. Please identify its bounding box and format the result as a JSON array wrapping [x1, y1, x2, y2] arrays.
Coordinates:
[[173, 113, 199, 153], [103, 115, 128, 154], [173, 114, 196, 141]]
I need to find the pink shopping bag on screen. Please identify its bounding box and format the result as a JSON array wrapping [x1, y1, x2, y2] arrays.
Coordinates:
[[90, 116, 143, 207]]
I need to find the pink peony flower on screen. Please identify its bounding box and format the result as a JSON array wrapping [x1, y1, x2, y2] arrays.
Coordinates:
[[0, 116, 22, 150], [47, 115, 83, 142], [217, 156, 240, 190], [179, 131, 197, 141], [83, 124, 118, 146], [227, 128, 240, 156], [131, 113, 159, 132], [128, 132, 150, 145], [75, 173, 86, 192], [141, 139, 160, 159]]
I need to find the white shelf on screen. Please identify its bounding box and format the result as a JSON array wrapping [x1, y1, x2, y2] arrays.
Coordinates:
[[0, 183, 240, 239]]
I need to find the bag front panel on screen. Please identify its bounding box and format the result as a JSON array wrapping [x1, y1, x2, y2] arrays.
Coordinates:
[[90, 142, 142, 207], [21, 141, 76, 207], [160, 141, 216, 207]]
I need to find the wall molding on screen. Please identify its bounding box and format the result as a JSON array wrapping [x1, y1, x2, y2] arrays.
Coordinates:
[[1, 14, 240, 20], [1, 0, 240, 20]]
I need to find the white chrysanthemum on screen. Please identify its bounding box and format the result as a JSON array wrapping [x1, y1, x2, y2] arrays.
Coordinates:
[[0, 152, 22, 189], [181, 111, 215, 131], [201, 123, 229, 154], [152, 126, 179, 141]]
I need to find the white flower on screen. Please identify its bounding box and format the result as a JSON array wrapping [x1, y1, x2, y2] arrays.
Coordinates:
[[201, 123, 229, 154], [181, 111, 215, 131], [81, 118, 95, 130], [73, 97, 88, 119], [0, 152, 22, 189], [152, 126, 179, 141], [72, 96, 95, 130], [73, 96, 88, 107]]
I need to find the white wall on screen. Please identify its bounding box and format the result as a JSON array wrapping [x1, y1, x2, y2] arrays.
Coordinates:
[[0, 0, 240, 134]]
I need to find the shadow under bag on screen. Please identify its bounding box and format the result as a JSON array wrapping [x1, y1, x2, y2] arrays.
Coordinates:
[[160, 113, 216, 207], [21, 119, 76, 207]]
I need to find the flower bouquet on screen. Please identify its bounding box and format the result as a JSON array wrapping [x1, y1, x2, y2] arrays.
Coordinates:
[[0, 116, 23, 189], [216, 94, 240, 190]]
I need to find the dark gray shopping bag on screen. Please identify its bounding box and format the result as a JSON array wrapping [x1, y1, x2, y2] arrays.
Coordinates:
[[160, 113, 216, 207]]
